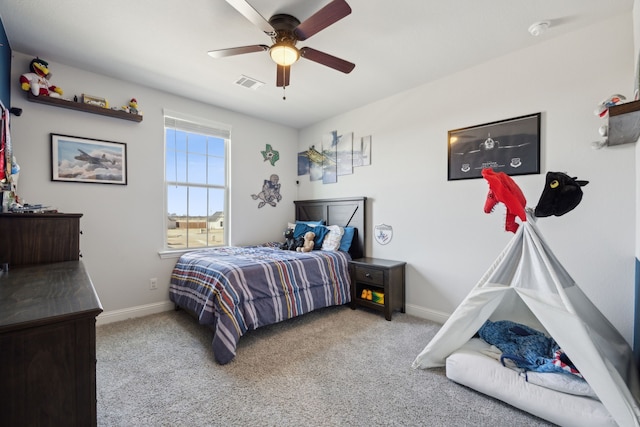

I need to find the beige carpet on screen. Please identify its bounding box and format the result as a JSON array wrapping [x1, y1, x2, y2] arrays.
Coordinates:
[[96, 305, 555, 426]]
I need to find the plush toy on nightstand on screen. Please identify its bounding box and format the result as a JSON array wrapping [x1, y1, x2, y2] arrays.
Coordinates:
[[20, 57, 63, 97], [297, 231, 315, 252]]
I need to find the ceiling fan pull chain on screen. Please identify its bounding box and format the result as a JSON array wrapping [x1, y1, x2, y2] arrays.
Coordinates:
[[282, 86, 286, 100]]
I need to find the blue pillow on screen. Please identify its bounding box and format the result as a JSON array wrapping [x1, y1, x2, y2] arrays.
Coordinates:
[[293, 223, 310, 238], [293, 223, 329, 249], [339, 226, 356, 252], [296, 220, 325, 226]]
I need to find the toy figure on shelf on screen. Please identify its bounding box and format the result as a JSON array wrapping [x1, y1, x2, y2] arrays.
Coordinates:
[[123, 98, 139, 114], [594, 94, 625, 118], [592, 93, 627, 149], [19, 57, 63, 97]]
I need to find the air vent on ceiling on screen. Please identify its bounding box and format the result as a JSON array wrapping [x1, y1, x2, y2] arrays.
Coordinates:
[[234, 75, 265, 90]]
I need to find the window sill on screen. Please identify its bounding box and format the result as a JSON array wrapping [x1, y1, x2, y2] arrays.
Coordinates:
[[158, 249, 191, 259]]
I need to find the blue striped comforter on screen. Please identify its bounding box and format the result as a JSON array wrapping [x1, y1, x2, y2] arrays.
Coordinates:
[[169, 246, 352, 364]]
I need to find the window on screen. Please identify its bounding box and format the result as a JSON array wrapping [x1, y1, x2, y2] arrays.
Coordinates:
[[164, 111, 230, 251]]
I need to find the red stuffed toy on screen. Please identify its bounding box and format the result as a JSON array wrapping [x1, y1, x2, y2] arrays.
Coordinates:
[[20, 57, 63, 97], [482, 168, 526, 233]]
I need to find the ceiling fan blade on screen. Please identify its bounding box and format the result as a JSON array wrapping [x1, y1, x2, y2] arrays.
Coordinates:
[[225, 0, 276, 36], [300, 47, 355, 74], [294, 0, 351, 41], [276, 65, 291, 87], [208, 45, 269, 58]]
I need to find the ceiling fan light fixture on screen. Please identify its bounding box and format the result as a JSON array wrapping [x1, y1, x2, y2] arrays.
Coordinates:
[[270, 43, 299, 66]]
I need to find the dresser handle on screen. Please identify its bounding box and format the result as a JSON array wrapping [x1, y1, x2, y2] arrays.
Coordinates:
[[365, 273, 371, 278]]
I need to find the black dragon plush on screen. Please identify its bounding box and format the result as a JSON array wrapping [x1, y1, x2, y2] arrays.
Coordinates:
[[534, 172, 589, 217]]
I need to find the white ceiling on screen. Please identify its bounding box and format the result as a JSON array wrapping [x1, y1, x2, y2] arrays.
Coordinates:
[[0, 0, 634, 129]]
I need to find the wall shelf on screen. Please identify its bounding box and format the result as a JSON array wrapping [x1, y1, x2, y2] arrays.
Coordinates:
[[608, 99, 640, 146], [26, 92, 143, 122]]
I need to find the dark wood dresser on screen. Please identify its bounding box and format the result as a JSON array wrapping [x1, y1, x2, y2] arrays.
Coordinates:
[[0, 213, 102, 426]]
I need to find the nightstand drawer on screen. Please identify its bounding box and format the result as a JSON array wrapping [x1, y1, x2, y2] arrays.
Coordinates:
[[354, 266, 384, 285]]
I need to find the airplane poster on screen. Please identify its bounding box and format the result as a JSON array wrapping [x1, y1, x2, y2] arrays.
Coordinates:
[[447, 113, 540, 181], [51, 133, 127, 185]]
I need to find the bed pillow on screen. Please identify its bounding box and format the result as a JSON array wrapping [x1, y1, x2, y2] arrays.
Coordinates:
[[293, 223, 330, 249], [297, 220, 325, 225], [321, 225, 344, 251], [339, 226, 356, 252], [288, 220, 324, 231], [521, 371, 598, 399]]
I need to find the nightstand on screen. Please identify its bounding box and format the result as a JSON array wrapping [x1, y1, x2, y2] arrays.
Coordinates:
[[349, 257, 406, 320]]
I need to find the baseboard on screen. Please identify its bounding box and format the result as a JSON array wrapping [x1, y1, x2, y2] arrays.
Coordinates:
[[96, 301, 175, 326], [96, 300, 448, 327], [405, 303, 448, 325]]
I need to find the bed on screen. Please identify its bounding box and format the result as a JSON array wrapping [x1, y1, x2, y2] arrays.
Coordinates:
[[445, 338, 617, 427], [169, 197, 366, 364]]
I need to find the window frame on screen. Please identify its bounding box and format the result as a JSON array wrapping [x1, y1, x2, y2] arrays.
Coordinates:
[[160, 110, 230, 257]]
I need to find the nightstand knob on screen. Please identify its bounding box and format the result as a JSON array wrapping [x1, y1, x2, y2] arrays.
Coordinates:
[[365, 273, 371, 278]]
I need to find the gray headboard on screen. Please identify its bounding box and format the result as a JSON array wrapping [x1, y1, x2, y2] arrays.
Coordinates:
[[294, 197, 367, 259]]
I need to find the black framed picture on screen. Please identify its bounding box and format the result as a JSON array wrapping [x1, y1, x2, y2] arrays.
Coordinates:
[[51, 133, 127, 185], [447, 113, 541, 181]]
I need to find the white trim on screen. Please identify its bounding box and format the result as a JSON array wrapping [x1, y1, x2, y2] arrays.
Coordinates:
[[96, 301, 175, 326], [163, 108, 231, 138], [158, 248, 190, 259], [95, 300, 449, 326], [405, 303, 448, 325]]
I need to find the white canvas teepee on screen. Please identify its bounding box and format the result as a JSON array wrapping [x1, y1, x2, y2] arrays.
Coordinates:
[[412, 210, 640, 427]]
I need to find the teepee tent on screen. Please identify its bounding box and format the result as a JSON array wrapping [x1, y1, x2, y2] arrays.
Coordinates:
[[412, 210, 640, 427]]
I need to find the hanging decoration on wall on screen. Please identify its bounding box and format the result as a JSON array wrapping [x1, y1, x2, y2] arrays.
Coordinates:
[[374, 223, 393, 245], [251, 174, 282, 208], [261, 144, 280, 166], [321, 131, 338, 184], [297, 132, 371, 185], [354, 135, 371, 166]]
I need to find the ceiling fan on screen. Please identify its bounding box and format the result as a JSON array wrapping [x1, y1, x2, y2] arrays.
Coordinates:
[[209, 0, 355, 92]]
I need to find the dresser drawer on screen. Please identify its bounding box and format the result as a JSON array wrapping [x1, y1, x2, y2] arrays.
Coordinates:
[[354, 266, 384, 285]]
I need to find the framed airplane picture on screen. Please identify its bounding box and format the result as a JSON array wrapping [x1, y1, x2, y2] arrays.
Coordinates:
[[447, 113, 541, 181], [51, 133, 127, 185]]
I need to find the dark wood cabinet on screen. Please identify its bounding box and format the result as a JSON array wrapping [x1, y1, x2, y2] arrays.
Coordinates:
[[0, 213, 82, 266], [0, 261, 102, 426], [0, 212, 101, 426], [349, 257, 406, 320]]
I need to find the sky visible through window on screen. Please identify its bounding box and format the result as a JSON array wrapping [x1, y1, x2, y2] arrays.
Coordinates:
[[166, 129, 225, 217]]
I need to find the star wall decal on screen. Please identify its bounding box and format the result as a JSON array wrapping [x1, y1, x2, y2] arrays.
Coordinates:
[[261, 144, 280, 166]]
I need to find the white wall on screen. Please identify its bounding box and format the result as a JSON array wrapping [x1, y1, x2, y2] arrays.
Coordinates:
[[9, 51, 299, 320], [298, 14, 637, 344], [7, 14, 638, 344]]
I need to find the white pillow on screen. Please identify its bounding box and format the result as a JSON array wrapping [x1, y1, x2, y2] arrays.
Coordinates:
[[321, 225, 344, 251], [521, 371, 598, 399]]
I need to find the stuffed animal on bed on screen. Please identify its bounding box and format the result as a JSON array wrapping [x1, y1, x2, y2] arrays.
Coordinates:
[[297, 231, 315, 252], [279, 228, 296, 250], [481, 168, 527, 233]]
